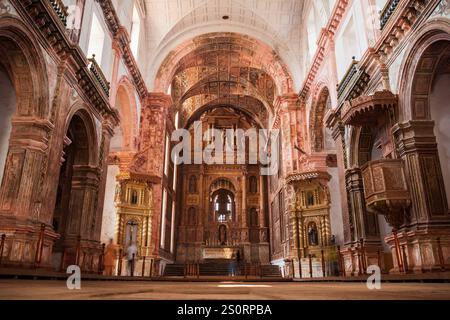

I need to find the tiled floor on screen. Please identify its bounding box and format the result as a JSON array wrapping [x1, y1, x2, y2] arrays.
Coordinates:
[[1, 280, 450, 300]]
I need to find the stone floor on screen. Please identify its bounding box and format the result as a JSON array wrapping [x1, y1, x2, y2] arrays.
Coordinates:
[[1, 280, 450, 300]]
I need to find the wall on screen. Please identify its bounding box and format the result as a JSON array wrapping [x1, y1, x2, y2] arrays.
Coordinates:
[[101, 165, 120, 244], [430, 73, 450, 207]]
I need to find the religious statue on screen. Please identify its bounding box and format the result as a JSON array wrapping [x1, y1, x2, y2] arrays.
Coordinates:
[[308, 223, 319, 246], [219, 225, 227, 246]]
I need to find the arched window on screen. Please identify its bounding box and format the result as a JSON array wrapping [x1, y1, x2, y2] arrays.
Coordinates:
[[189, 175, 197, 194], [130, 4, 141, 58], [213, 189, 234, 222]]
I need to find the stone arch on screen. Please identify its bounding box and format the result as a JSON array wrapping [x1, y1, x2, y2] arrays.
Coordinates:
[[349, 126, 379, 168], [209, 177, 237, 195], [398, 19, 450, 121], [0, 16, 49, 117], [155, 32, 294, 96], [53, 107, 101, 269], [310, 86, 332, 152], [0, 16, 50, 187], [184, 101, 265, 130], [111, 76, 139, 152], [63, 105, 99, 166], [397, 20, 450, 209]]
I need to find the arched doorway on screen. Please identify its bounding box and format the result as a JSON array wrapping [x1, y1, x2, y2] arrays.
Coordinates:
[[398, 31, 450, 219], [0, 19, 52, 267], [427, 41, 450, 208], [311, 87, 334, 153], [52, 111, 99, 271]]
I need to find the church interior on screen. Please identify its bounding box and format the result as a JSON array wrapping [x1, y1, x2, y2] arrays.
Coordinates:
[[1, 0, 450, 299]]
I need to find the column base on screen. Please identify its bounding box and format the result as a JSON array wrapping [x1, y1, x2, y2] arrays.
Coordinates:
[[385, 227, 450, 274], [341, 241, 385, 276], [54, 238, 104, 273], [0, 216, 59, 270]]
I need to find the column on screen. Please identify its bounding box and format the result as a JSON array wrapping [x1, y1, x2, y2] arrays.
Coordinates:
[[0, 117, 58, 267], [392, 120, 450, 272], [129, 93, 172, 264]]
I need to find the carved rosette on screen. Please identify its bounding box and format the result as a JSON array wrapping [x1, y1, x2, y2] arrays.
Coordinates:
[[361, 159, 411, 229]]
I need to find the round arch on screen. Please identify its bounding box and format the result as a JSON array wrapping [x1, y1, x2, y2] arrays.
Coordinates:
[[310, 86, 332, 153], [397, 19, 450, 121], [63, 104, 99, 166], [0, 16, 49, 117], [154, 32, 294, 95], [111, 76, 139, 152]]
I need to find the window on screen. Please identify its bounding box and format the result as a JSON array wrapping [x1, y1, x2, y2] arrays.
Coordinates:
[[87, 14, 105, 65], [130, 4, 141, 58]]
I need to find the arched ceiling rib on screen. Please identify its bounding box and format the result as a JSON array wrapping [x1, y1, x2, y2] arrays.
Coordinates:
[[144, 0, 305, 92]]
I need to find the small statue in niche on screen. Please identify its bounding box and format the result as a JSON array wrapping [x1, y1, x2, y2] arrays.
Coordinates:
[[308, 222, 319, 246], [219, 225, 227, 246], [330, 234, 336, 246]]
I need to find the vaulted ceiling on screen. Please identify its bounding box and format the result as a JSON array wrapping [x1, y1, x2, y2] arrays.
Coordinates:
[[157, 32, 294, 128], [143, 0, 306, 92]]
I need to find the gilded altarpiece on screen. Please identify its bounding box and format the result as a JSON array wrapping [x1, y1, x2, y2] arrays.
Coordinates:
[[114, 173, 154, 275]]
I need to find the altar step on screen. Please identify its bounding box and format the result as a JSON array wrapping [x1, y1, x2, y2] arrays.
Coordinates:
[[163, 263, 282, 278]]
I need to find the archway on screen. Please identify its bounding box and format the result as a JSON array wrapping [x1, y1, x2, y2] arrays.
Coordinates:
[[52, 110, 98, 270], [0, 18, 49, 214], [430, 42, 450, 207], [398, 25, 450, 219], [311, 87, 334, 153], [110, 79, 138, 152]]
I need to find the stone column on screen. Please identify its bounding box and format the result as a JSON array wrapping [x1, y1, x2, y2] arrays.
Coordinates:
[[0, 118, 58, 267], [346, 167, 383, 272], [326, 112, 352, 244], [242, 168, 248, 228], [129, 93, 172, 269], [277, 94, 300, 175], [326, 111, 356, 274], [391, 120, 450, 272]]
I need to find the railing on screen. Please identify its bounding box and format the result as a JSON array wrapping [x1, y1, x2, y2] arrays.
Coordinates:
[[337, 58, 358, 99], [88, 55, 110, 97], [49, 0, 69, 27], [380, 0, 400, 30]]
